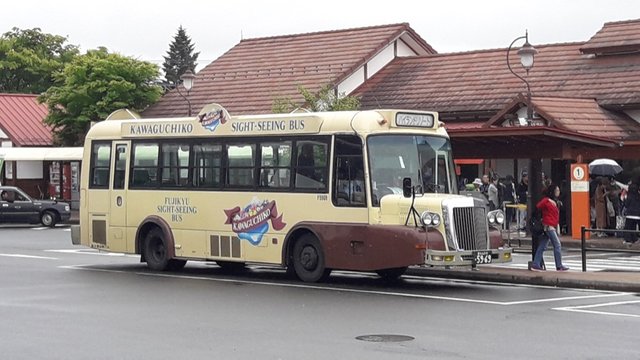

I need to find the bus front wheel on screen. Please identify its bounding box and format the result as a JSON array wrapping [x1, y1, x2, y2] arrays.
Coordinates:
[[144, 228, 171, 271], [292, 234, 331, 282]]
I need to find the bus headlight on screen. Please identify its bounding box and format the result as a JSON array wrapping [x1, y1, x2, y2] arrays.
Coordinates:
[[420, 211, 441, 227], [487, 210, 505, 225]]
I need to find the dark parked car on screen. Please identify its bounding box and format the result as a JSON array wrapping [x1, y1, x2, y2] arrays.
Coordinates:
[[0, 186, 71, 227]]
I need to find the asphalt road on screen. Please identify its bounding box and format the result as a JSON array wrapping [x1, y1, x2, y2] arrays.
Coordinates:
[[1, 225, 639, 360]]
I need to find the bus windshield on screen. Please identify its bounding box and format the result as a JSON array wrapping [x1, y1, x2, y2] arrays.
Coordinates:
[[368, 135, 457, 205]]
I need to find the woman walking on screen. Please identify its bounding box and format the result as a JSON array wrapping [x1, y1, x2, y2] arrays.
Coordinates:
[[530, 184, 569, 272]]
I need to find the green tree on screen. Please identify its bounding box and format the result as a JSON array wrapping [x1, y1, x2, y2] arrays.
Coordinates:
[[0, 27, 79, 93], [272, 85, 360, 113], [162, 26, 199, 86], [39, 48, 163, 146]]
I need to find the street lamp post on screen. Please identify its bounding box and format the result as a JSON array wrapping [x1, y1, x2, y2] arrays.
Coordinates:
[[175, 70, 196, 116], [507, 32, 541, 268], [506, 31, 538, 125]]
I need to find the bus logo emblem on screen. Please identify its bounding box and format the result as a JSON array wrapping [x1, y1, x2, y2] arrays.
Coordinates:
[[198, 109, 227, 132], [224, 198, 286, 245]]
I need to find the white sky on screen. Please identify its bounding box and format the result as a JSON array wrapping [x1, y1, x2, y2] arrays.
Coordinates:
[[3, 0, 640, 71]]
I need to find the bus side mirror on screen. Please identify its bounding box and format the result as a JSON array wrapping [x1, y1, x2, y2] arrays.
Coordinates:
[[402, 177, 412, 198]]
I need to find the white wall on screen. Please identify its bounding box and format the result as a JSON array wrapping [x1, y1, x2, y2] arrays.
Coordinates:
[[16, 161, 43, 179], [337, 67, 365, 97], [396, 40, 416, 57], [338, 39, 421, 96], [367, 44, 395, 78]]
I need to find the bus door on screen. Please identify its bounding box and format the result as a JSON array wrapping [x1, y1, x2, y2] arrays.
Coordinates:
[[108, 142, 129, 252]]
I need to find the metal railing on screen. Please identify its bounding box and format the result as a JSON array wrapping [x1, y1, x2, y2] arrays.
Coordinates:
[[580, 226, 640, 272]]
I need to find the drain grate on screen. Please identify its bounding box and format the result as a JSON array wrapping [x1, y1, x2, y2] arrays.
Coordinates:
[[355, 334, 415, 342]]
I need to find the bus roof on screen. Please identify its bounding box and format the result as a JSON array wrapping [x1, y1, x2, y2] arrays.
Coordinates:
[[84, 104, 446, 141]]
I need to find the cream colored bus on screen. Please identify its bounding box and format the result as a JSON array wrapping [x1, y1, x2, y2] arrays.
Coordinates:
[[71, 104, 511, 282]]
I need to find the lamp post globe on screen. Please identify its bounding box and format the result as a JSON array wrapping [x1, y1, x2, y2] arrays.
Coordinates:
[[180, 70, 196, 92]]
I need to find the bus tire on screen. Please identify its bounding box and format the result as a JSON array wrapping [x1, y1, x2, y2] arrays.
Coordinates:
[[41, 210, 57, 227], [216, 261, 247, 273], [375, 267, 407, 281], [167, 259, 187, 271], [292, 234, 331, 282], [144, 228, 170, 271]]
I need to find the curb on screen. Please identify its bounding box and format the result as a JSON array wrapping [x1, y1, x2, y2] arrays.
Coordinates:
[[407, 267, 640, 293]]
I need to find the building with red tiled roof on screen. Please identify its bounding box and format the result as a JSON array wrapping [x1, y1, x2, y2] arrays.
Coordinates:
[[0, 93, 82, 202], [142, 18, 640, 189], [143, 23, 434, 117], [356, 41, 640, 123], [0, 93, 52, 146]]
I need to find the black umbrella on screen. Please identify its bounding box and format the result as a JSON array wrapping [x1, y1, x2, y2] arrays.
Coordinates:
[[588, 158, 622, 177]]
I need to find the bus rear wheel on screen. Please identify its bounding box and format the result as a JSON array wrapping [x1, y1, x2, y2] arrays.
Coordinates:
[[144, 228, 171, 271], [292, 234, 330, 282]]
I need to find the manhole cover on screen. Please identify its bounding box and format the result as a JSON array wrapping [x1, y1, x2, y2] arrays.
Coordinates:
[[355, 334, 415, 342]]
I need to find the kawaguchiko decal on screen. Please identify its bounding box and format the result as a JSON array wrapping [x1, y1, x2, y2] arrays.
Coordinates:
[[224, 198, 286, 245], [198, 108, 227, 132]]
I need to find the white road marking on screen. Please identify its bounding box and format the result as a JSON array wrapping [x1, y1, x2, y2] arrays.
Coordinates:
[[59, 264, 632, 306], [0, 253, 58, 260], [554, 300, 640, 318], [45, 249, 137, 257]]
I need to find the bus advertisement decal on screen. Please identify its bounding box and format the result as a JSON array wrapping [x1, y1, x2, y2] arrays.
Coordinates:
[[224, 198, 286, 245], [198, 108, 227, 132]]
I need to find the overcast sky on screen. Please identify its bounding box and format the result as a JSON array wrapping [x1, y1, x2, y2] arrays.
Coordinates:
[[4, 0, 640, 71]]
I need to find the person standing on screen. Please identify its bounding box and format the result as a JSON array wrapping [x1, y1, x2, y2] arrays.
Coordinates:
[[516, 171, 529, 231], [530, 184, 569, 272], [623, 183, 640, 245], [487, 175, 500, 211], [594, 177, 609, 237], [502, 175, 516, 229]]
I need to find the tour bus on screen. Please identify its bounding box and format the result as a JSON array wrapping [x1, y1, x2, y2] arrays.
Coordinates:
[[71, 104, 512, 282]]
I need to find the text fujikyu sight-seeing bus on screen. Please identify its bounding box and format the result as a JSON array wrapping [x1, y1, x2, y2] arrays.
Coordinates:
[[71, 104, 512, 282]]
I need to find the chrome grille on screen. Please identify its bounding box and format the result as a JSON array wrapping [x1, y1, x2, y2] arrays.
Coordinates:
[[451, 207, 488, 250]]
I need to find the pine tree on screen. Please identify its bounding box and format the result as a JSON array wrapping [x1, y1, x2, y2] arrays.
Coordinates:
[[162, 26, 199, 86]]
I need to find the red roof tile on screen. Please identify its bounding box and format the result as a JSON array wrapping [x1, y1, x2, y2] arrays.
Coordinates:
[[580, 19, 640, 55], [485, 95, 640, 140], [356, 41, 640, 120], [143, 23, 434, 117], [0, 93, 52, 146]]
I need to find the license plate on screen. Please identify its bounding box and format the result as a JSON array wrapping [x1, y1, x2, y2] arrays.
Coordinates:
[[474, 251, 492, 264]]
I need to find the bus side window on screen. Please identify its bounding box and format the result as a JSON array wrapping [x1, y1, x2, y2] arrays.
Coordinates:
[[332, 135, 365, 207], [89, 142, 111, 189], [294, 141, 327, 190], [132, 169, 150, 186]]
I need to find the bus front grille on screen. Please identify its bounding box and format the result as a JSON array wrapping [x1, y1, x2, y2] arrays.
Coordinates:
[[451, 207, 488, 250]]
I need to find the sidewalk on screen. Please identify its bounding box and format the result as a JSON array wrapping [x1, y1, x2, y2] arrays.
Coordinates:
[[414, 231, 640, 293]]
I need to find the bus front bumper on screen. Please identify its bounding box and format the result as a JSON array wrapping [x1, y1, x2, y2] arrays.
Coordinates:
[[424, 247, 512, 267]]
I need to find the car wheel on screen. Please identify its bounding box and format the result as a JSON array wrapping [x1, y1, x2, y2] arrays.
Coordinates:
[[143, 228, 170, 271], [292, 234, 331, 282], [41, 210, 57, 227]]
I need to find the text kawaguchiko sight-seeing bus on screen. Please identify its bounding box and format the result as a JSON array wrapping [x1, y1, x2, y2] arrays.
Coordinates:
[[70, 104, 512, 282]]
